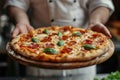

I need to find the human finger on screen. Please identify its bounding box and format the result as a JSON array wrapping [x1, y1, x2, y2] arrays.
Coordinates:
[[11, 27, 19, 38], [88, 24, 112, 38]]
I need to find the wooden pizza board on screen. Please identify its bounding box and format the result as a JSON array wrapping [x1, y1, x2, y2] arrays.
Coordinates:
[[6, 40, 114, 69]]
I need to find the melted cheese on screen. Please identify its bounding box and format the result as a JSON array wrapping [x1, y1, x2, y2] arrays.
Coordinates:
[[36, 34, 48, 40], [23, 42, 31, 46], [63, 31, 71, 35]]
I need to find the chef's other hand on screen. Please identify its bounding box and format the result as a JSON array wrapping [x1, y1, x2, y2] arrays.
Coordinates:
[[12, 23, 34, 38], [88, 23, 112, 38]]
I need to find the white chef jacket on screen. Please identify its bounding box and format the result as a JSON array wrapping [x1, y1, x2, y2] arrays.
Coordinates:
[[5, 0, 114, 80], [5, 0, 114, 28]]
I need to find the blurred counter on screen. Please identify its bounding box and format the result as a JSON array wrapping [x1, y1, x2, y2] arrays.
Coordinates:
[[0, 74, 108, 80]]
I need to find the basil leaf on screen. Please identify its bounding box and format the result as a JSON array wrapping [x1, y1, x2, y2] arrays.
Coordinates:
[[57, 40, 64, 46], [44, 48, 57, 54], [73, 32, 81, 36], [57, 31, 62, 37], [44, 29, 49, 34], [101, 71, 120, 80], [83, 44, 96, 50], [31, 37, 38, 42]]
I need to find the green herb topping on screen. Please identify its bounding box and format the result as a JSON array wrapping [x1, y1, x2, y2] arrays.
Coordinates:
[[57, 40, 64, 46], [31, 37, 38, 42], [57, 31, 62, 37], [73, 32, 81, 36], [44, 48, 57, 54], [82, 44, 96, 50], [44, 29, 49, 34]]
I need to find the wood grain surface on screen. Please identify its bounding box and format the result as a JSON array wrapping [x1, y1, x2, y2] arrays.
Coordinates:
[[6, 40, 114, 69]]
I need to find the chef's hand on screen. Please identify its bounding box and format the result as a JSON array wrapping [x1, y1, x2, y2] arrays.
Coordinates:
[[88, 22, 112, 38], [12, 23, 34, 38]]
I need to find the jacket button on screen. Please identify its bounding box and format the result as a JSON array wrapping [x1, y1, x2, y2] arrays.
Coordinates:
[[51, 19, 54, 22], [73, 18, 76, 21], [73, 0, 76, 3], [49, 0, 52, 3]]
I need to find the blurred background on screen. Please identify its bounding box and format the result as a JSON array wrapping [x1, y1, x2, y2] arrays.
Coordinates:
[[0, 0, 120, 77]]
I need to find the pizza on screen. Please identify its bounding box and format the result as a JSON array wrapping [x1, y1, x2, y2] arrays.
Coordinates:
[[10, 26, 110, 62]]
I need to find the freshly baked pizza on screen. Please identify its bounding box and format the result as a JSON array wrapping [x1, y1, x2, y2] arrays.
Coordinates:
[[10, 26, 110, 62]]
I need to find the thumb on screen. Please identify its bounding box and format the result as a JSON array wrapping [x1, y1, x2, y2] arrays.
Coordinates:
[[12, 27, 19, 38], [88, 24, 112, 38], [27, 25, 34, 31], [87, 24, 95, 30]]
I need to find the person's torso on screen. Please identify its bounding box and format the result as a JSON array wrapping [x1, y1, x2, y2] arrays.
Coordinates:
[[29, 0, 89, 28], [26, 1, 95, 78]]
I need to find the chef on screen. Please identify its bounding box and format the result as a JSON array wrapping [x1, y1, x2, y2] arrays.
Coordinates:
[[5, 0, 114, 80]]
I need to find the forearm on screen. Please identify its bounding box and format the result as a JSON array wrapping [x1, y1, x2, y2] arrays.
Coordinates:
[[7, 6, 30, 25], [89, 7, 110, 25], [88, 7, 111, 37]]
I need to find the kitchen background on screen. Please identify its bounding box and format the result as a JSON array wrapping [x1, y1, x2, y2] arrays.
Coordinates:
[[0, 0, 120, 77]]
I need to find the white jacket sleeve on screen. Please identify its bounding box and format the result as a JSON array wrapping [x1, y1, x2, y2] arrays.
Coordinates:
[[5, 0, 30, 11], [88, 0, 114, 15]]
